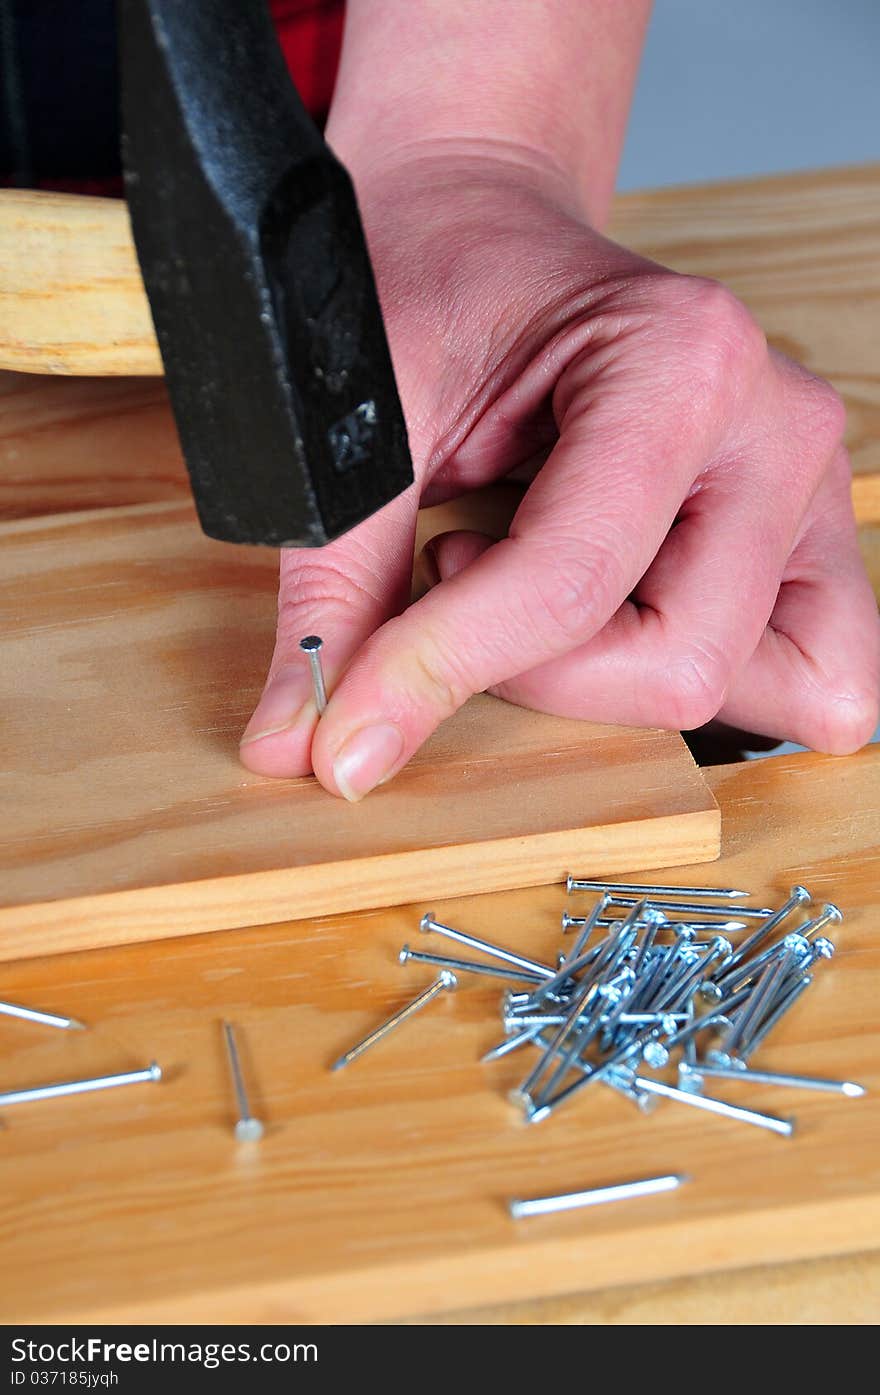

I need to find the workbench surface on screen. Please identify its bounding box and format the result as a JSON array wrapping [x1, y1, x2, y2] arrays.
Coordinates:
[[1, 165, 878, 1324]]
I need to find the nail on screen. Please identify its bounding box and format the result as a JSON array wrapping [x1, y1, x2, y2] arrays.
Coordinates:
[[299, 635, 328, 715], [331, 972, 456, 1070], [685, 1062, 865, 1098], [332, 723, 405, 801], [509, 1173, 688, 1219], [608, 896, 774, 918], [0, 999, 85, 1031], [717, 886, 811, 975], [240, 667, 312, 746], [399, 944, 543, 986], [738, 974, 813, 1061], [612, 1070, 795, 1137], [0, 1062, 162, 1109], [420, 914, 555, 979], [222, 1020, 264, 1142], [566, 878, 750, 899], [481, 1026, 543, 1062]]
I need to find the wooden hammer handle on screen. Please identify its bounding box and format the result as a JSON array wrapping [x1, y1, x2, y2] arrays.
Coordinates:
[[0, 190, 161, 376]]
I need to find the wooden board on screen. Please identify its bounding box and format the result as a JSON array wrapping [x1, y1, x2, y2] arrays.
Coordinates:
[[0, 370, 186, 523], [0, 501, 718, 960], [0, 744, 876, 1323], [2, 164, 878, 520], [410, 1247, 880, 1325]]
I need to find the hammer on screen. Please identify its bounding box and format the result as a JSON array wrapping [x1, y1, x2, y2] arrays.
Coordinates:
[[118, 0, 413, 548], [5, 0, 411, 551]]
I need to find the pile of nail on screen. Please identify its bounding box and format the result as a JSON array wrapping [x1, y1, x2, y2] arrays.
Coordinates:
[[396, 880, 865, 1136]]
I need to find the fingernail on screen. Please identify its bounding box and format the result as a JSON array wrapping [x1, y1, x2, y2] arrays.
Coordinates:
[[240, 670, 312, 746], [332, 723, 405, 802]]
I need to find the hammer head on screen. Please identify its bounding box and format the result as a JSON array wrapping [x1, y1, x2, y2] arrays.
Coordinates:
[[119, 0, 413, 547]]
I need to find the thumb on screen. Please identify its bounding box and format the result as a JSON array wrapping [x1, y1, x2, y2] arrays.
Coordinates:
[[239, 486, 419, 776]]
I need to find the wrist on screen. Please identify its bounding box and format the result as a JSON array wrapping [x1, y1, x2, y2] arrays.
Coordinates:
[[325, 1, 650, 231]]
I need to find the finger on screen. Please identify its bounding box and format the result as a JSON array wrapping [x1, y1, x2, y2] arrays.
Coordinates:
[[486, 359, 843, 728], [422, 529, 494, 582], [239, 486, 419, 776], [493, 451, 878, 754], [717, 451, 880, 752], [310, 370, 717, 799], [489, 454, 805, 729]]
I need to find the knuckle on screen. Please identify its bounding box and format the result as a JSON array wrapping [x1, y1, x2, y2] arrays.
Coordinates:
[[656, 637, 732, 731], [275, 555, 384, 641], [802, 648, 880, 755], [526, 537, 625, 646], [804, 688, 880, 755], [793, 376, 847, 455], [674, 277, 768, 410]]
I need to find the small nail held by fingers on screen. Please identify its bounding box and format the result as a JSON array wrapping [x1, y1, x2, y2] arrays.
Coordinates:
[[299, 634, 328, 715]]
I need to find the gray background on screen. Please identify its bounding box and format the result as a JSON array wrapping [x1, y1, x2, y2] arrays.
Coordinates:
[[619, 0, 879, 754], [619, 0, 880, 191]]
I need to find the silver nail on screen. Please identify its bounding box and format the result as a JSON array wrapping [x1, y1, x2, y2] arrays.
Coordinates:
[[299, 634, 328, 715], [509, 1172, 687, 1219], [713, 929, 810, 997], [684, 1062, 865, 1097], [560, 893, 611, 970], [738, 974, 813, 1061], [529, 1020, 664, 1119], [608, 896, 774, 918], [222, 1021, 264, 1142], [420, 913, 554, 979], [399, 944, 542, 986], [718, 885, 812, 976], [612, 1069, 795, 1136], [331, 972, 456, 1071], [722, 945, 801, 1057], [513, 981, 602, 1107], [0, 999, 85, 1031], [566, 878, 750, 899], [481, 1026, 543, 1063], [0, 1062, 162, 1109], [803, 903, 842, 940]]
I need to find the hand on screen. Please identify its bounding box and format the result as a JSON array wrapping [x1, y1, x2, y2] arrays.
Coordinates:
[[240, 150, 879, 797]]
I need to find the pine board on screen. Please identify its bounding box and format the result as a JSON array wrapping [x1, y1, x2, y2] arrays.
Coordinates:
[[0, 745, 876, 1323], [0, 501, 718, 960]]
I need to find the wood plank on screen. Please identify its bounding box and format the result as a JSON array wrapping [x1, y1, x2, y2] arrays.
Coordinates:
[[0, 500, 718, 959], [2, 164, 878, 521], [0, 745, 876, 1323], [410, 1248, 880, 1325], [0, 371, 187, 523]]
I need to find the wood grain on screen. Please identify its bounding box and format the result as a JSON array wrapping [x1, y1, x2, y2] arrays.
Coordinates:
[[410, 1248, 880, 1325], [860, 524, 879, 597], [0, 371, 187, 522], [0, 745, 876, 1323], [1, 164, 878, 518], [0, 501, 718, 959], [0, 191, 161, 375]]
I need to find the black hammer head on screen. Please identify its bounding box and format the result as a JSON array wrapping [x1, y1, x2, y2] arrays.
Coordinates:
[[119, 0, 413, 547]]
